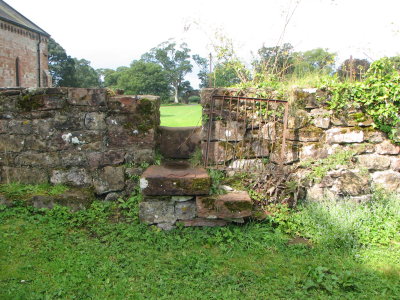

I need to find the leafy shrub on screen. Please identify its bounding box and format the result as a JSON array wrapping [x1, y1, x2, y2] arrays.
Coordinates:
[[325, 57, 400, 143]]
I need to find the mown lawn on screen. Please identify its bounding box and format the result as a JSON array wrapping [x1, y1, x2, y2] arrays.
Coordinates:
[[1, 197, 399, 300], [160, 104, 202, 127]]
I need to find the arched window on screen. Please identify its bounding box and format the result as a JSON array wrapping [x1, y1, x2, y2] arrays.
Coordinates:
[[15, 57, 20, 87]]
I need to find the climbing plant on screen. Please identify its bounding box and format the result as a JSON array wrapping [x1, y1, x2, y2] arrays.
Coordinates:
[[325, 58, 400, 143]]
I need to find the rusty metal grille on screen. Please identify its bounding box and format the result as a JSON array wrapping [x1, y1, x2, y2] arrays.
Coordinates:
[[203, 95, 289, 173]]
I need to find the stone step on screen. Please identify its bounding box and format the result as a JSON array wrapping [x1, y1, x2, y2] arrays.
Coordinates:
[[196, 191, 252, 219], [140, 161, 210, 196]]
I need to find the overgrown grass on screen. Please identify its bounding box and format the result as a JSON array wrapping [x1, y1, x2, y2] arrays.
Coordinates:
[[1, 188, 399, 299], [0, 183, 68, 200], [160, 104, 202, 127]]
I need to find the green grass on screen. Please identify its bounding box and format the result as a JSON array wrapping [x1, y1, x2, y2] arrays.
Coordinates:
[[0, 191, 399, 299], [160, 104, 202, 127]]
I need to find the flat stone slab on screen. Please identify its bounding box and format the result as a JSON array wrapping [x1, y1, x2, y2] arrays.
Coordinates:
[[140, 161, 210, 196], [197, 191, 252, 219]]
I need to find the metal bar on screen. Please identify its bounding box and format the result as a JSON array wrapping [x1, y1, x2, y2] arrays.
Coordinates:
[[280, 101, 289, 167], [212, 95, 288, 103], [204, 95, 215, 167]]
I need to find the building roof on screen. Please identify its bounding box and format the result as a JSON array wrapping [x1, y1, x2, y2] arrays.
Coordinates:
[[0, 0, 49, 37]]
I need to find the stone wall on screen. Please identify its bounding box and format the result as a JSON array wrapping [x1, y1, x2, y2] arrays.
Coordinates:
[[0, 88, 159, 199], [0, 20, 50, 87], [201, 88, 400, 202]]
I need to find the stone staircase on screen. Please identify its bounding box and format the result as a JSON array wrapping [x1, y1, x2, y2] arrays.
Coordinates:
[[138, 159, 252, 229], [138, 126, 253, 230]]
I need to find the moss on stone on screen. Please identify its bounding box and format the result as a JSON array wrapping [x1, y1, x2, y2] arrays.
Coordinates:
[[191, 177, 211, 192], [17, 94, 43, 111], [201, 196, 217, 210], [225, 200, 252, 212]]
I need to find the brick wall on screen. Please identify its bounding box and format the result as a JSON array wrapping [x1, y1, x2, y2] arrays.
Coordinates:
[[0, 20, 49, 88], [0, 88, 160, 198]]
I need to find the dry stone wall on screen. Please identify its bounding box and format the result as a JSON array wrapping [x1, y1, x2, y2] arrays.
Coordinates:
[[0, 87, 159, 200], [201, 88, 400, 202]]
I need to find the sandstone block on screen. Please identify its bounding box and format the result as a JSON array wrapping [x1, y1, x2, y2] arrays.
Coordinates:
[[84, 112, 106, 130], [287, 110, 309, 129], [0, 135, 25, 152], [50, 168, 92, 187], [175, 200, 197, 220], [326, 128, 364, 144], [1, 166, 48, 184], [8, 120, 33, 135], [357, 154, 391, 171], [202, 120, 246, 141], [390, 157, 400, 171], [93, 166, 125, 195], [365, 131, 386, 144], [336, 171, 370, 196], [139, 200, 176, 224], [287, 126, 324, 142], [376, 140, 400, 155], [87, 150, 125, 169], [67, 88, 106, 106], [201, 141, 234, 164], [300, 143, 329, 160], [181, 218, 228, 227], [159, 126, 201, 159], [140, 163, 210, 196], [196, 191, 252, 219], [15, 151, 60, 167], [371, 170, 400, 192]]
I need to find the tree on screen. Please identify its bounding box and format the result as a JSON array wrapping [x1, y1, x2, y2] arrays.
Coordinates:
[[48, 38, 100, 87], [212, 63, 241, 87], [73, 58, 101, 88], [102, 61, 170, 99], [293, 48, 336, 76], [142, 40, 193, 103], [48, 38, 77, 87], [338, 58, 370, 81], [254, 43, 296, 78], [192, 54, 209, 88]]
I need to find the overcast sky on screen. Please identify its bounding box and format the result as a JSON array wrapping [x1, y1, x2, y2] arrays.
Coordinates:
[[7, 0, 400, 87]]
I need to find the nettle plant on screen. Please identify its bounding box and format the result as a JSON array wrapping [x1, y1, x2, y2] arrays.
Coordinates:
[[325, 58, 400, 143]]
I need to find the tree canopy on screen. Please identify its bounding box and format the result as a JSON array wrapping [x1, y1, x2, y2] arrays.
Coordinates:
[[142, 40, 193, 103]]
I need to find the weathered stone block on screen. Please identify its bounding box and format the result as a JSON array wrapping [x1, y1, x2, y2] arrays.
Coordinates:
[[326, 128, 364, 144], [15, 151, 60, 167], [140, 163, 210, 196], [1, 166, 48, 184], [197, 191, 252, 219], [50, 168, 92, 187], [287, 110, 309, 129], [228, 159, 265, 171], [336, 171, 370, 196], [108, 96, 138, 113], [139, 200, 176, 224], [201, 141, 234, 164], [8, 120, 33, 135], [287, 126, 324, 142], [53, 114, 84, 131], [84, 112, 106, 130], [23, 135, 47, 151], [175, 200, 197, 220], [93, 166, 125, 195], [60, 151, 88, 167], [299, 143, 329, 160], [87, 150, 125, 169], [159, 126, 201, 159], [371, 170, 400, 192], [28, 188, 94, 211], [365, 131, 386, 144], [108, 127, 155, 147], [0, 135, 24, 152], [376, 140, 400, 155], [202, 120, 246, 141], [357, 154, 391, 171], [67, 88, 106, 106], [390, 157, 400, 171], [181, 218, 228, 227]]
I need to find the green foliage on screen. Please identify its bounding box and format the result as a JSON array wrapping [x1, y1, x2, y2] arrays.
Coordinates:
[[268, 190, 400, 249], [301, 150, 356, 182], [337, 57, 370, 81], [48, 38, 101, 88], [0, 183, 68, 200], [142, 40, 193, 103], [326, 57, 400, 143], [103, 60, 170, 99], [208, 169, 226, 195], [189, 147, 203, 167], [1, 196, 400, 299]]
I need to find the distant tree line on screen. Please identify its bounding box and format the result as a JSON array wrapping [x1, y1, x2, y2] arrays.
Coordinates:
[[48, 38, 400, 103]]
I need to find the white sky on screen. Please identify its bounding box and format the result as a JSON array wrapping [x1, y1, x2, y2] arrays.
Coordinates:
[[6, 0, 400, 87]]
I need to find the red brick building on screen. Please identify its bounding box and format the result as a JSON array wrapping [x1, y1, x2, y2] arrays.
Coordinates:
[[0, 0, 50, 87]]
